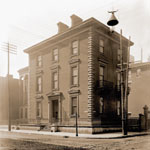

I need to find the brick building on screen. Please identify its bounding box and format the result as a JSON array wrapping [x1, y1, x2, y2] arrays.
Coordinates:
[[18, 67, 29, 123], [24, 15, 133, 133], [128, 62, 150, 117], [0, 75, 19, 124]]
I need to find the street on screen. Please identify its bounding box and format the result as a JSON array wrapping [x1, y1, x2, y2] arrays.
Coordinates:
[[0, 131, 150, 150]]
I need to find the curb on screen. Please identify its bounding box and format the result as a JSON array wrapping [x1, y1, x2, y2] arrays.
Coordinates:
[[86, 133, 150, 139], [0, 129, 150, 139]]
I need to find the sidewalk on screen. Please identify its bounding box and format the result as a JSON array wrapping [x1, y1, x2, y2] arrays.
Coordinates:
[[0, 126, 149, 139]]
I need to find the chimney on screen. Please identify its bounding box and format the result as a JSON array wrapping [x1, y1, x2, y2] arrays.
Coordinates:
[[70, 14, 83, 27], [57, 22, 69, 33]]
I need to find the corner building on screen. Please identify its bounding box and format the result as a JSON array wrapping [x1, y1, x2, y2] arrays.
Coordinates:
[[24, 15, 133, 133]]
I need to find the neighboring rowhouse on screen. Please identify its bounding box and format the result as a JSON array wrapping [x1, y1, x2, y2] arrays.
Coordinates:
[[0, 75, 19, 124], [128, 62, 150, 117], [24, 15, 133, 133], [18, 67, 29, 123]]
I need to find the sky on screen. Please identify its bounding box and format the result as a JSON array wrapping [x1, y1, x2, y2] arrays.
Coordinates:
[[0, 0, 150, 78]]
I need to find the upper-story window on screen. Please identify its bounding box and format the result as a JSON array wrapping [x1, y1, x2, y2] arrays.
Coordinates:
[[71, 66, 78, 86], [99, 39, 104, 53], [52, 71, 58, 90], [36, 76, 42, 93], [37, 55, 42, 67], [99, 66, 104, 87], [53, 48, 58, 62], [72, 40, 78, 55], [117, 49, 122, 62]]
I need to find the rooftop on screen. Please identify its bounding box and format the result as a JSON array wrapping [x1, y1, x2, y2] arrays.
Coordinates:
[[24, 15, 133, 54]]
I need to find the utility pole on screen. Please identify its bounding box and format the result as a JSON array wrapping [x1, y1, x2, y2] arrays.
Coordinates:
[[120, 30, 131, 135], [124, 36, 131, 135], [1, 42, 17, 131], [119, 29, 126, 135]]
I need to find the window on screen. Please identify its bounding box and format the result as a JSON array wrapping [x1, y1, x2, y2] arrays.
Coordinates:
[[99, 39, 104, 53], [53, 48, 58, 62], [71, 97, 77, 115], [36, 102, 41, 117], [20, 108, 23, 119], [37, 76, 42, 93], [128, 70, 132, 83], [117, 49, 121, 61], [52, 72, 58, 90], [37, 55, 42, 67], [117, 101, 120, 115], [99, 66, 104, 87], [117, 72, 121, 90], [99, 97, 104, 114], [71, 66, 78, 86], [25, 108, 28, 119], [72, 40, 78, 55], [136, 68, 141, 77]]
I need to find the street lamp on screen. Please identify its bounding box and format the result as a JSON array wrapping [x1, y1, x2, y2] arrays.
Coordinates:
[[107, 11, 129, 135]]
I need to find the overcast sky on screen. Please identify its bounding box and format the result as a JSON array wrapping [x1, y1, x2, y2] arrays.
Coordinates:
[[0, 0, 150, 78]]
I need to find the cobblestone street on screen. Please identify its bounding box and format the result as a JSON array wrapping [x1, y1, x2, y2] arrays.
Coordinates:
[[0, 131, 150, 150]]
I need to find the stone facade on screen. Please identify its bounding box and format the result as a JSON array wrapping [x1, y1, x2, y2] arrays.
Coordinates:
[[24, 15, 133, 133]]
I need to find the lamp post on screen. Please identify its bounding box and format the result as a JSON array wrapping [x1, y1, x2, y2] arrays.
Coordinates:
[[75, 112, 78, 137], [107, 11, 130, 135]]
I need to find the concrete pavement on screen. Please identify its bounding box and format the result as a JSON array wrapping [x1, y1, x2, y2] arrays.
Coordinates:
[[0, 125, 149, 139]]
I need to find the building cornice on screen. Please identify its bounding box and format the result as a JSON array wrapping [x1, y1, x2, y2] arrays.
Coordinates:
[[24, 17, 133, 54]]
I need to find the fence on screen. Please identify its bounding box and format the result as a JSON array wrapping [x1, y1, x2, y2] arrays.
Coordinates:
[[128, 105, 150, 131]]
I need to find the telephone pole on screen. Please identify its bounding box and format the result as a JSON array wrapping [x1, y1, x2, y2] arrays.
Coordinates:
[[1, 42, 17, 131]]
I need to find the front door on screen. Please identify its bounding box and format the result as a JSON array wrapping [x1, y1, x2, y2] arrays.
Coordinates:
[[52, 100, 58, 121]]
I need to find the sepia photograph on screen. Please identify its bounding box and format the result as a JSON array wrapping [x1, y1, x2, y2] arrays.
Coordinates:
[[0, 0, 150, 149]]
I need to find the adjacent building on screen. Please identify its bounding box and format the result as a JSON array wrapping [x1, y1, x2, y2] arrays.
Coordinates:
[[24, 15, 133, 133], [18, 67, 29, 124], [0, 75, 19, 124], [128, 62, 150, 117]]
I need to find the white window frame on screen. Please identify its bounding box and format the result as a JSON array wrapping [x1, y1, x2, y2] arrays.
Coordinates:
[[136, 68, 141, 77], [36, 76, 42, 93], [36, 102, 42, 118], [117, 49, 122, 62], [52, 48, 58, 62], [71, 65, 78, 87], [99, 66, 104, 87], [52, 71, 58, 90], [37, 55, 42, 67], [71, 40, 78, 55]]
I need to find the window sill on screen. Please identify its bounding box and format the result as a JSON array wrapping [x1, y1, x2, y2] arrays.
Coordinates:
[[52, 88, 59, 92], [36, 66, 43, 69], [52, 60, 59, 64], [70, 54, 79, 58], [36, 91, 43, 94], [36, 116, 42, 119], [70, 84, 79, 88]]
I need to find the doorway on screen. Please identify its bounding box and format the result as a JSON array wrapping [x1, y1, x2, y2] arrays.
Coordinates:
[[52, 100, 58, 120]]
